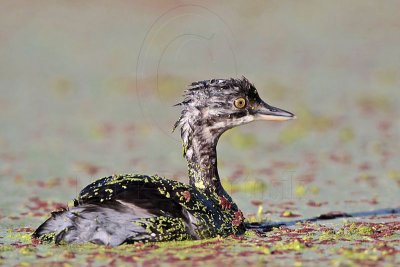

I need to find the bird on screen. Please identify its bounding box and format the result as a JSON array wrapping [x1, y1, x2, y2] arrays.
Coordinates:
[[32, 77, 295, 246]]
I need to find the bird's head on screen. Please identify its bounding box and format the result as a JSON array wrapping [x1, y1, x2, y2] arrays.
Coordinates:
[[174, 77, 295, 141]]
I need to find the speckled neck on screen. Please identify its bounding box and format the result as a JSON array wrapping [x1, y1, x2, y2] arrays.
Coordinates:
[[180, 116, 227, 196]]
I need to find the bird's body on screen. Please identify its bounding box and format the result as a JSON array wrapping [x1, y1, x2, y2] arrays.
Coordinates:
[[33, 77, 294, 246], [35, 174, 245, 245]]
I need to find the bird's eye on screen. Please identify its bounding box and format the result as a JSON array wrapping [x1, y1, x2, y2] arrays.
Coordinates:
[[234, 97, 246, 109]]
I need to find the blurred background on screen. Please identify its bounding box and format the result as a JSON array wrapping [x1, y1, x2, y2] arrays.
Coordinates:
[[0, 0, 399, 227]]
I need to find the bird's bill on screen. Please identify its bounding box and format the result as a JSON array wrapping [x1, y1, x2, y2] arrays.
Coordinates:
[[255, 101, 296, 121]]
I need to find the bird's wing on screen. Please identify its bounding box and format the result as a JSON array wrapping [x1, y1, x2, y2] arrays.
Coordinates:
[[78, 174, 190, 216], [76, 174, 218, 240]]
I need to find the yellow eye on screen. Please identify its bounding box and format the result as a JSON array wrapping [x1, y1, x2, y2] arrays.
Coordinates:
[[234, 97, 246, 109]]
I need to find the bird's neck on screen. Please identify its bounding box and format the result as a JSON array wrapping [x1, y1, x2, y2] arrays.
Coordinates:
[[181, 119, 227, 195]]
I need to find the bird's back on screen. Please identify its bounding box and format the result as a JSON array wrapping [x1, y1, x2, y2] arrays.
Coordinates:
[[33, 174, 245, 245]]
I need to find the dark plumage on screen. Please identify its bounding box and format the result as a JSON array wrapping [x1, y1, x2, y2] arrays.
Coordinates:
[[33, 77, 295, 246]]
